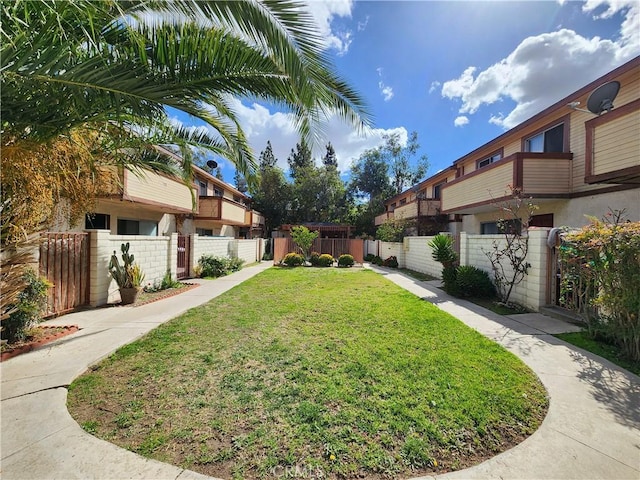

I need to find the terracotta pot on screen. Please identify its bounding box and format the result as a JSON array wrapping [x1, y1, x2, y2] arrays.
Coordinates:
[[119, 287, 141, 305]]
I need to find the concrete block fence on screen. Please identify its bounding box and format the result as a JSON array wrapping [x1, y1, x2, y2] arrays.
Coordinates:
[[87, 230, 264, 306], [365, 228, 552, 311]]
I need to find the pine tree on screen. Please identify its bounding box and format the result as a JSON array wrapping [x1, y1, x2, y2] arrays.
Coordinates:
[[323, 142, 338, 168]]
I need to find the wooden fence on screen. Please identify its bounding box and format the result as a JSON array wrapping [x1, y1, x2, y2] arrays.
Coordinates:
[[273, 238, 363, 264]]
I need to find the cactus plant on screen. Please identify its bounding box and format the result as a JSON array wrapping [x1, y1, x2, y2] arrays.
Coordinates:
[[109, 243, 144, 289]]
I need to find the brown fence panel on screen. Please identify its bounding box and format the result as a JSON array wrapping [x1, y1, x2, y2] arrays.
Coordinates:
[[39, 232, 89, 317], [274, 237, 364, 264]]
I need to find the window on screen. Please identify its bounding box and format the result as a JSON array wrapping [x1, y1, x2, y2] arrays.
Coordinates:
[[85, 213, 110, 230], [525, 123, 564, 153], [433, 182, 445, 200], [477, 152, 502, 169], [196, 228, 213, 236], [213, 188, 223, 197], [389, 202, 396, 211], [399, 198, 407, 205], [117, 219, 158, 236], [199, 180, 207, 196], [481, 219, 522, 235]]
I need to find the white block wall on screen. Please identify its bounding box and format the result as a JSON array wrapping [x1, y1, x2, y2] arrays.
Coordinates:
[[366, 229, 551, 311], [89, 233, 265, 307], [403, 236, 443, 278]]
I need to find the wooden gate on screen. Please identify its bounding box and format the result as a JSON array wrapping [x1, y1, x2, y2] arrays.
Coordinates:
[[39, 232, 89, 317], [177, 235, 190, 279]]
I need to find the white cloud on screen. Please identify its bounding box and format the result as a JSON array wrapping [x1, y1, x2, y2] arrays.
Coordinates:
[[454, 116, 469, 127], [204, 98, 406, 174], [428, 81, 441, 94], [305, 0, 354, 55], [377, 67, 394, 102], [440, 1, 639, 129], [357, 15, 370, 32], [379, 83, 394, 101]]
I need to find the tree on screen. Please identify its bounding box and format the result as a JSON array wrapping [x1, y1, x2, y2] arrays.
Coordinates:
[[482, 187, 538, 306], [323, 143, 338, 168], [234, 171, 248, 193], [349, 148, 392, 207], [259, 141, 278, 169], [290, 226, 319, 262], [250, 142, 290, 236], [214, 167, 224, 181], [287, 140, 313, 180], [381, 131, 429, 195], [2, 0, 371, 181]]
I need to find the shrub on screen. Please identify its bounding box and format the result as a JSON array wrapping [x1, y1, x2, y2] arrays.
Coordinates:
[[338, 254, 355, 267], [262, 252, 273, 261], [441, 265, 459, 296], [198, 255, 244, 277], [371, 255, 383, 266], [560, 214, 640, 362], [144, 271, 182, 293], [309, 252, 321, 266], [455, 266, 495, 298], [428, 234, 457, 268], [383, 256, 399, 268], [2, 269, 51, 343], [317, 254, 334, 267], [282, 252, 304, 267], [364, 253, 376, 262]]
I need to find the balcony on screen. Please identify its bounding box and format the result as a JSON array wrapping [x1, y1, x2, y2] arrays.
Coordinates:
[[197, 196, 248, 225], [245, 210, 265, 228], [442, 152, 573, 214], [375, 199, 442, 226]]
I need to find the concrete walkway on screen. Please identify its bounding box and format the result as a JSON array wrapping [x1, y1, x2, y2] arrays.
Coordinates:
[[1, 263, 639, 479]]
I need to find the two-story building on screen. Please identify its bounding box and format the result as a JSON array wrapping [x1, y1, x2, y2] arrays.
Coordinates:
[[82, 152, 264, 239], [379, 56, 639, 235]]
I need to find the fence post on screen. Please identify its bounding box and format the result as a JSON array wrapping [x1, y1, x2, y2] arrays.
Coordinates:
[[88, 229, 113, 307], [459, 232, 469, 266], [524, 228, 551, 311], [190, 234, 198, 275], [169, 233, 178, 281]]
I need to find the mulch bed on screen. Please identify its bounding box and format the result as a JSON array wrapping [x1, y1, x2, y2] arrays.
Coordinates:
[[2, 282, 200, 361], [1, 325, 80, 362]]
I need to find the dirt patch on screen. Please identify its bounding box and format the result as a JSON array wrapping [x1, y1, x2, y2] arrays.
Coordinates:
[[110, 282, 200, 307], [1, 325, 80, 361]]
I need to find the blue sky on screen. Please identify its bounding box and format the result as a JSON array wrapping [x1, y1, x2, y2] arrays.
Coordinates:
[[175, 0, 639, 185]]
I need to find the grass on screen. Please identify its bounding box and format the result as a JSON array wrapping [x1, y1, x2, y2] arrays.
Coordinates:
[[397, 268, 437, 282], [555, 331, 640, 376], [68, 268, 548, 479]]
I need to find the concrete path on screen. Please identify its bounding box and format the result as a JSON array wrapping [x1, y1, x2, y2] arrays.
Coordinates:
[[1, 263, 639, 479]]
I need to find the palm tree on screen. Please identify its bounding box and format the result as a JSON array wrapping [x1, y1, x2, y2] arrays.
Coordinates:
[[1, 0, 370, 325], [1, 0, 370, 180]]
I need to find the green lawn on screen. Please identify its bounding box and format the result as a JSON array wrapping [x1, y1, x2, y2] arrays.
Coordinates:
[[68, 268, 548, 479], [555, 331, 640, 376]]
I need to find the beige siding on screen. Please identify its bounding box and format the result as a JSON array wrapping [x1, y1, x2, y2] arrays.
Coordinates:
[[220, 200, 246, 224], [443, 163, 513, 211], [593, 111, 640, 175], [522, 158, 572, 194], [502, 139, 522, 158], [125, 170, 194, 211], [394, 202, 418, 219]]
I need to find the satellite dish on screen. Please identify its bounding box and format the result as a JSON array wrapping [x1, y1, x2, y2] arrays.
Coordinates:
[[206, 160, 218, 169], [586, 81, 620, 115]]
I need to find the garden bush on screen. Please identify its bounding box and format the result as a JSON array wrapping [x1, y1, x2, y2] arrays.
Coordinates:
[[441, 265, 459, 296], [455, 265, 495, 298], [560, 215, 640, 362], [317, 254, 334, 267], [363, 253, 376, 262], [383, 256, 399, 268], [2, 269, 51, 343], [197, 255, 244, 278], [371, 255, 383, 266], [338, 254, 355, 267], [282, 252, 304, 267], [309, 252, 321, 266]]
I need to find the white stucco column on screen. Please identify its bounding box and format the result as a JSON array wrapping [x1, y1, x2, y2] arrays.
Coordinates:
[[88, 229, 113, 307]]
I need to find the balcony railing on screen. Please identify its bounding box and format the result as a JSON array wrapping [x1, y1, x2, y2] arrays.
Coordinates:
[[374, 199, 442, 226], [441, 152, 573, 214], [245, 210, 265, 228], [197, 196, 248, 225]]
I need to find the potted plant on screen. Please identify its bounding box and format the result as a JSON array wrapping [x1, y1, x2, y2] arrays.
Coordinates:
[[108, 242, 145, 305]]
